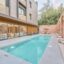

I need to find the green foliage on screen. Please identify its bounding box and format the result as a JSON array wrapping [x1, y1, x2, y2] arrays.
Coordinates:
[[38, 1, 64, 25]]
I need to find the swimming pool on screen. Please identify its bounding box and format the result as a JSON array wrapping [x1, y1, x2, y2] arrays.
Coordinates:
[[1, 35, 51, 64]]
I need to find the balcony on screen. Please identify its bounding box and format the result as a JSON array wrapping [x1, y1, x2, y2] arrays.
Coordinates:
[[0, 3, 9, 15], [19, 0, 26, 7], [19, 15, 26, 22]]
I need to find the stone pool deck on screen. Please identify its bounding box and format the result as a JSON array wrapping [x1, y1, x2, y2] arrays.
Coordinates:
[[0, 34, 64, 64], [58, 43, 64, 60], [39, 35, 64, 64], [0, 34, 39, 48], [0, 50, 32, 64]]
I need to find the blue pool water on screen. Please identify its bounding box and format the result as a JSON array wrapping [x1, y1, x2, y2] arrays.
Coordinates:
[[1, 35, 51, 64]]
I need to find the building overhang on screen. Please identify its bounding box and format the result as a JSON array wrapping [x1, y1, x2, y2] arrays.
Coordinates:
[[0, 13, 38, 27]]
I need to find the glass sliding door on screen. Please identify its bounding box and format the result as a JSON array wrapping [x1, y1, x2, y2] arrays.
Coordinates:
[[7, 24, 15, 39], [14, 25, 20, 37], [19, 25, 27, 36], [0, 23, 8, 40]]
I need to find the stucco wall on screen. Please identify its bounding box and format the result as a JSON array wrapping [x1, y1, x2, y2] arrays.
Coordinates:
[[10, 0, 17, 18], [0, 0, 9, 15], [57, 13, 64, 37], [26, 0, 38, 25], [39, 25, 57, 34]]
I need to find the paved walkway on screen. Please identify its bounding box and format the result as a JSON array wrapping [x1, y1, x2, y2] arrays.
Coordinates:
[[39, 35, 64, 64], [59, 43, 64, 60], [0, 50, 32, 64], [0, 34, 39, 48]]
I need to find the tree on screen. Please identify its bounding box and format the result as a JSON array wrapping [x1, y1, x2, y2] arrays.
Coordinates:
[[38, 2, 64, 25], [58, 3, 64, 16]]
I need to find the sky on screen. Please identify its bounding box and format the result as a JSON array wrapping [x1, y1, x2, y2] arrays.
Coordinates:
[[35, 0, 64, 10]]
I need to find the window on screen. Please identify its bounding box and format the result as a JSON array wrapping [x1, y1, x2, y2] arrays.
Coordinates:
[[29, 1, 32, 8], [29, 14, 32, 20], [19, 7, 24, 15], [6, 0, 10, 7], [19, 3, 26, 16]]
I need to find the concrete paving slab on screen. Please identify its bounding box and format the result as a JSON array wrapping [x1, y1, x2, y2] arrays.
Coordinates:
[[39, 36, 64, 64], [0, 50, 32, 64]]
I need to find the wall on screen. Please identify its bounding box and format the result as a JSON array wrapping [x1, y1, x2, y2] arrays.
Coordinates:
[[10, 0, 18, 18], [0, 0, 9, 15], [39, 25, 57, 34], [26, 0, 38, 25], [57, 13, 64, 37], [0, 0, 38, 25], [32, 1, 38, 25], [27, 26, 38, 34]]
